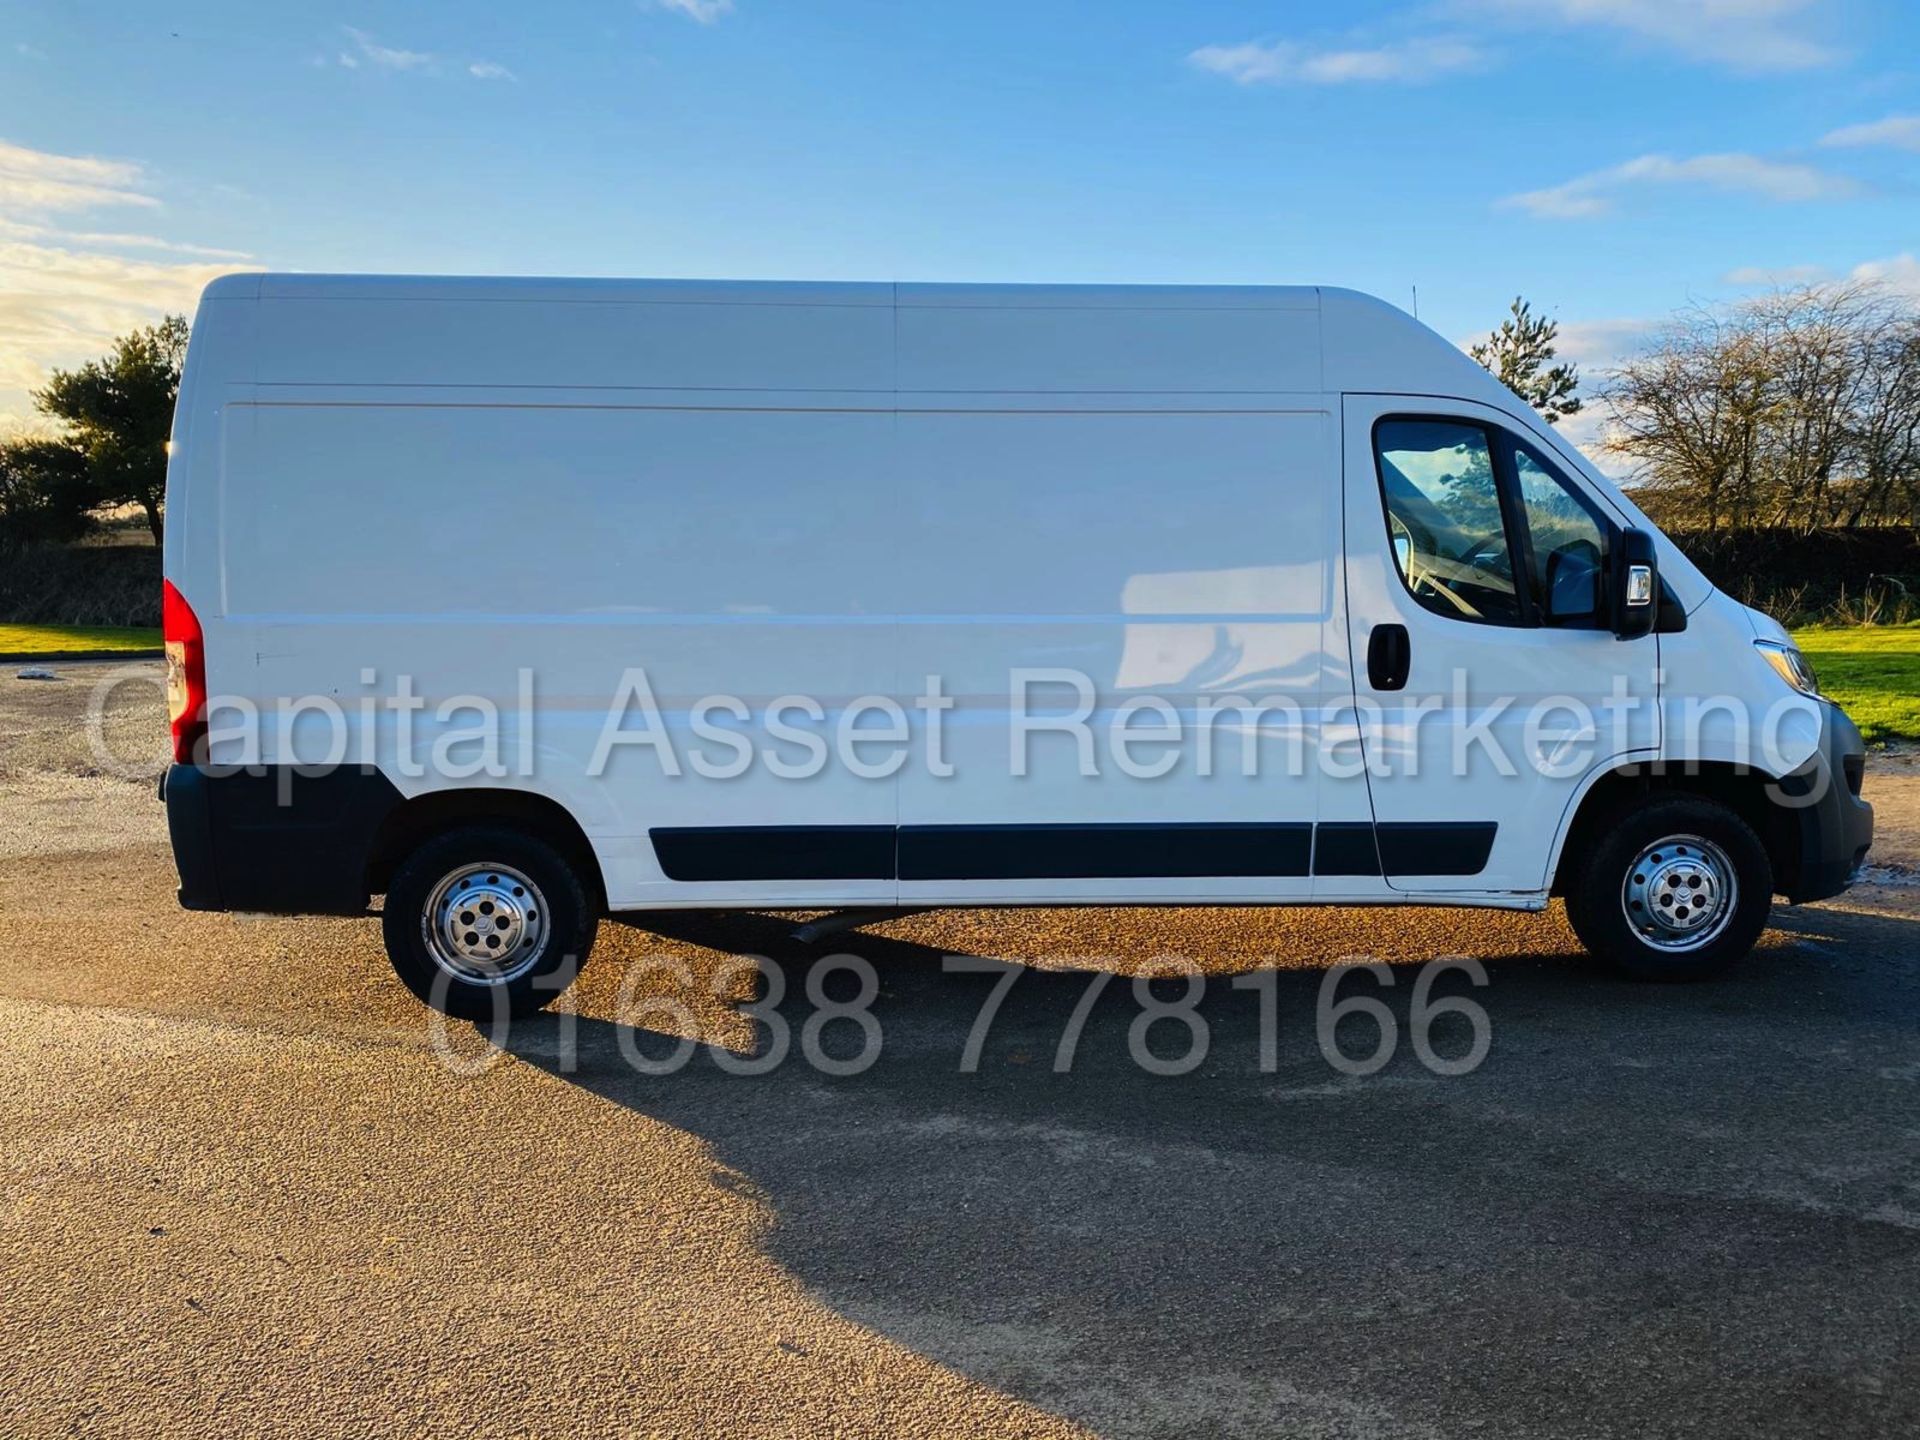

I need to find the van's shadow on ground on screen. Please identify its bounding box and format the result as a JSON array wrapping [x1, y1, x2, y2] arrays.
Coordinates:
[[504, 906, 1920, 1439]]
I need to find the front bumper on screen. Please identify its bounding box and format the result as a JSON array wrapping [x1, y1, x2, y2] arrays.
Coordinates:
[[1773, 703, 1873, 903]]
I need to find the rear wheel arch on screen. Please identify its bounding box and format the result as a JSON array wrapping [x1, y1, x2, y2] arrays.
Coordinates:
[[364, 787, 606, 911]]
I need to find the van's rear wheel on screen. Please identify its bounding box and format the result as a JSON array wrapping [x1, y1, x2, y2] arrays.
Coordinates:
[[1564, 795, 1772, 981], [382, 825, 597, 1018]]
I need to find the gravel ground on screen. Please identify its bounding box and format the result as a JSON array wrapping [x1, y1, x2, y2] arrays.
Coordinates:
[[2, 661, 1917, 1438]]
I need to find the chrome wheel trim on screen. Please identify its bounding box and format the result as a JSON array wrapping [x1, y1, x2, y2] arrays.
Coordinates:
[[421, 861, 550, 985], [1620, 834, 1737, 954]]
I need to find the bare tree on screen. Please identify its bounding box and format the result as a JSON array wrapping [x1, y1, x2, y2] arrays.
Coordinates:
[[1841, 304, 1920, 527], [1602, 284, 1920, 534]]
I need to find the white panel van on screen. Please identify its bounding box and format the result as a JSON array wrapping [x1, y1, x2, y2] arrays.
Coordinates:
[[160, 276, 1873, 1016]]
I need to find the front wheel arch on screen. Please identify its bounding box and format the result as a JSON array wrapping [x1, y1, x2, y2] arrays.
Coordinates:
[[1549, 762, 1802, 901]]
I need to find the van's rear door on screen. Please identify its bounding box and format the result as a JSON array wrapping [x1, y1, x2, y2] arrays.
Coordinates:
[[1337, 394, 1660, 895]]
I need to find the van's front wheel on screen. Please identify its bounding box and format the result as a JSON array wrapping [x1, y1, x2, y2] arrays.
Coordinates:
[[382, 825, 598, 1018], [1564, 795, 1772, 981]]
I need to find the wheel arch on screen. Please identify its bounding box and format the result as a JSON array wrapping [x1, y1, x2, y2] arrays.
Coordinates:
[[364, 787, 607, 911], [1548, 762, 1801, 900]]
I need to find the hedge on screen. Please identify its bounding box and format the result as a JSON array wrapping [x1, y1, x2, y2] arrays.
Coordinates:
[[0, 543, 162, 627]]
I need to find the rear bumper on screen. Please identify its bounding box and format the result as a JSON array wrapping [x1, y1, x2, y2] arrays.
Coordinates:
[[162, 763, 402, 914], [1774, 704, 1874, 904], [163, 763, 222, 910]]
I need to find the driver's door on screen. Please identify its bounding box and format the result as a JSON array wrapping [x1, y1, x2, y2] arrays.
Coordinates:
[[1334, 394, 1660, 895]]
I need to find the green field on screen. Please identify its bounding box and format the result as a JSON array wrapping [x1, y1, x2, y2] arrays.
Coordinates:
[[0, 624, 162, 657], [1793, 624, 1920, 745]]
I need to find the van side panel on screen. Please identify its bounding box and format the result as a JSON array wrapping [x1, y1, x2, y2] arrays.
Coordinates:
[[894, 288, 1321, 394], [215, 391, 902, 909], [249, 292, 895, 391], [890, 404, 1343, 903]]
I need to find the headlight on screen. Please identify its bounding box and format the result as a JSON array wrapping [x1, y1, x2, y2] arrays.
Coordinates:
[[1756, 640, 1821, 697]]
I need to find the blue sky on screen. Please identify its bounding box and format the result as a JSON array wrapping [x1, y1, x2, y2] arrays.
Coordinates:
[[5, 0, 1919, 456]]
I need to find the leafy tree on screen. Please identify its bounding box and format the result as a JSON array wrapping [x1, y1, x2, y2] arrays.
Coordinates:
[[0, 438, 96, 545], [31, 314, 189, 544], [1471, 297, 1583, 425]]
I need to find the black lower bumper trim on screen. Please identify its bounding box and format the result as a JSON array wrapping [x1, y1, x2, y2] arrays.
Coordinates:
[[163, 763, 403, 914], [1776, 703, 1874, 904], [163, 763, 222, 911]]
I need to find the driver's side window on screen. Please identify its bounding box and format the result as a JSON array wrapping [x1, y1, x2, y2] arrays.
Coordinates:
[[1374, 419, 1523, 626]]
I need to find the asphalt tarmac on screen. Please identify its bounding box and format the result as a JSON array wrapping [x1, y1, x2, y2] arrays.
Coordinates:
[[3, 663, 1916, 1437]]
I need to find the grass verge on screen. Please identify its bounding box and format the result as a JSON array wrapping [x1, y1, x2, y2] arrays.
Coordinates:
[[1793, 624, 1920, 745], [0, 624, 162, 657]]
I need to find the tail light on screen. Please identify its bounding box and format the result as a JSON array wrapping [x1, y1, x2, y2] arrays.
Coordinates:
[[162, 579, 207, 764]]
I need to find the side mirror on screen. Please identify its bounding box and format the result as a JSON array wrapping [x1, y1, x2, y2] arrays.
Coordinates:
[[1611, 526, 1657, 640], [1543, 539, 1603, 624]]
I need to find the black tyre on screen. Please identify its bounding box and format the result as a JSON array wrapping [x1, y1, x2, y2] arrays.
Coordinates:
[[1563, 794, 1772, 981], [382, 824, 598, 1019]]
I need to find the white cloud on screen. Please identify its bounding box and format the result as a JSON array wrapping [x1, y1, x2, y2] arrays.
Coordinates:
[[1844, 252, 1920, 297], [1555, 406, 1635, 478], [0, 138, 155, 215], [15, 41, 48, 61], [0, 241, 252, 434], [0, 140, 254, 434], [1821, 114, 1920, 151], [650, 0, 735, 23], [1547, 316, 1661, 373], [341, 27, 434, 71], [1465, 0, 1837, 73], [1722, 262, 1833, 286], [1190, 35, 1486, 85], [1719, 254, 1920, 295], [0, 216, 250, 261], [1719, 252, 1920, 297], [1501, 152, 1859, 219], [324, 29, 514, 82]]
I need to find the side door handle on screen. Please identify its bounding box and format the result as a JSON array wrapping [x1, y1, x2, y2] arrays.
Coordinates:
[[1367, 623, 1410, 691]]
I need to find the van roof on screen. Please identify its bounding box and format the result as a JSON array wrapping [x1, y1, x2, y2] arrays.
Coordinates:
[[217, 273, 1337, 310]]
